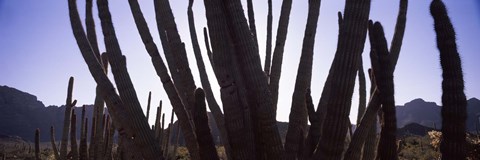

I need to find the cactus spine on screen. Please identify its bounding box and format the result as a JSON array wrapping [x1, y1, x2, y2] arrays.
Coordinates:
[[430, 0, 467, 159]]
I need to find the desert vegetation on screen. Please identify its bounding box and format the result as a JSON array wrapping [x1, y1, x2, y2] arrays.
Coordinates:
[[4, 0, 473, 159]]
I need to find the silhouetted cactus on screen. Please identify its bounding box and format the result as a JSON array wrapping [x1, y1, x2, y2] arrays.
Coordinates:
[[35, 128, 40, 160], [146, 91, 152, 121], [312, 0, 371, 159], [128, 0, 200, 158], [203, 0, 256, 159], [153, 0, 197, 117], [269, 0, 293, 111], [60, 77, 77, 160], [222, 0, 286, 158], [246, 0, 258, 49], [284, 0, 321, 159], [193, 88, 220, 160], [430, 0, 467, 159], [50, 126, 60, 160], [69, 110, 78, 160], [69, 0, 164, 158], [79, 117, 88, 160], [187, 0, 231, 158], [263, 0, 273, 76]]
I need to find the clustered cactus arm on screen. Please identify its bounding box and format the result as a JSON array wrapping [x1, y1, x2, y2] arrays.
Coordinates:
[[313, 0, 372, 159], [192, 88, 220, 160], [203, 0, 256, 159], [430, 0, 467, 159], [60, 77, 76, 160], [284, 0, 322, 159], [186, 0, 232, 158], [35, 128, 40, 160], [126, 0, 200, 158], [246, 0, 258, 49], [70, 110, 79, 159], [222, 0, 286, 159], [263, 0, 273, 76], [79, 108, 88, 160], [269, 0, 293, 111], [50, 126, 60, 160], [68, 0, 163, 158], [154, 0, 197, 115]]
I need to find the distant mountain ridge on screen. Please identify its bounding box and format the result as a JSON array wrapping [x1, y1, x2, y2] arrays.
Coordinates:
[[0, 85, 98, 142], [396, 97, 480, 132], [1, 85, 479, 142]]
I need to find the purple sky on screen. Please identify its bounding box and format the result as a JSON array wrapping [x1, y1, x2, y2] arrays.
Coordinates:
[[0, 0, 479, 124]]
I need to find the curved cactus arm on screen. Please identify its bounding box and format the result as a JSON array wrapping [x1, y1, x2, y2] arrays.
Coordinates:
[[284, 0, 322, 159], [430, 0, 467, 158], [389, 0, 408, 71], [202, 27, 215, 69], [85, 0, 101, 61]]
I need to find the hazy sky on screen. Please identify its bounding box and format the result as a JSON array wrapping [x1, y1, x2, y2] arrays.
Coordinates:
[[0, 0, 479, 124]]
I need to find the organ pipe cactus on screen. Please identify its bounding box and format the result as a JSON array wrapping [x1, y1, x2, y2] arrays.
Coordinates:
[[186, 0, 231, 158], [430, 0, 467, 158], [312, 0, 371, 159], [153, 0, 197, 116], [127, 0, 200, 158], [222, 0, 286, 159], [203, 0, 256, 159], [284, 0, 321, 159], [193, 88, 220, 160], [60, 77, 77, 160], [69, 0, 164, 158], [263, 0, 273, 75], [165, 109, 174, 158], [35, 128, 40, 160], [70, 110, 79, 160], [269, 0, 293, 111], [50, 126, 60, 160]]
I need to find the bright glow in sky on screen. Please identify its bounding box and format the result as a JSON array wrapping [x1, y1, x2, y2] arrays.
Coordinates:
[[0, 0, 479, 125]]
